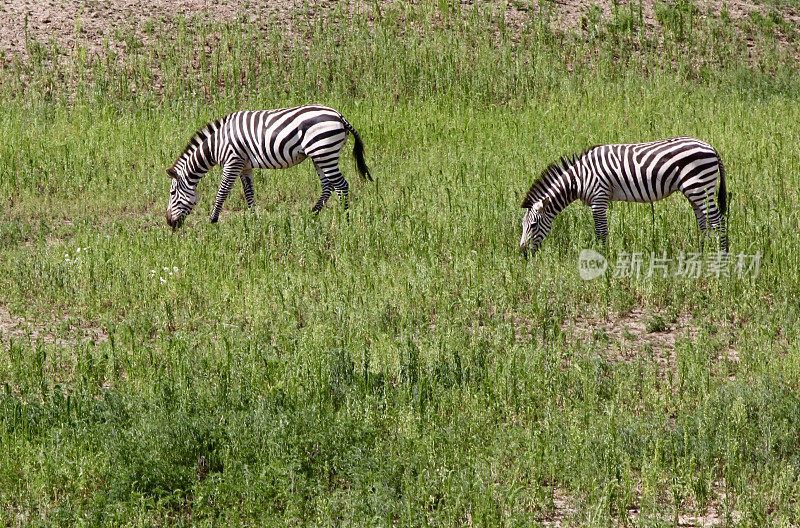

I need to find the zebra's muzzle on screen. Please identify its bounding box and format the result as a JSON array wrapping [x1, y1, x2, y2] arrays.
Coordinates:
[[166, 210, 184, 230], [519, 242, 540, 260]]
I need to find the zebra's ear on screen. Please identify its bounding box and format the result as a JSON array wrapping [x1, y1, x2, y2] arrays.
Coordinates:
[[166, 167, 177, 179], [532, 196, 550, 214]]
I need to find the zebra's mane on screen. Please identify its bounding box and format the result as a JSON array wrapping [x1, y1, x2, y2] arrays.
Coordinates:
[[521, 146, 597, 208], [170, 115, 229, 170]]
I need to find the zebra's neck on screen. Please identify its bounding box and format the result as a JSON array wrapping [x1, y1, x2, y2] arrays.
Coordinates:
[[529, 167, 579, 217], [182, 138, 217, 180], [175, 117, 227, 182], [573, 155, 601, 205]]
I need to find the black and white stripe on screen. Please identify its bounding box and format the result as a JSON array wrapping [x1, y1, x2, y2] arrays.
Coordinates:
[[166, 105, 371, 227], [520, 137, 728, 255]]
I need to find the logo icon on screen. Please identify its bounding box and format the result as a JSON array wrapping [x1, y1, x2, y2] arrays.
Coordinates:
[[578, 249, 607, 280]]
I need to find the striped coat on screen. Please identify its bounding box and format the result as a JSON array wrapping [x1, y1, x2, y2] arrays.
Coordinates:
[[520, 137, 728, 255], [166, 105, 371, 227]]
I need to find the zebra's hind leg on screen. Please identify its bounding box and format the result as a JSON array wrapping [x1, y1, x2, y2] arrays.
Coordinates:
[[210, 160, 245, 223], [707, 201, 727, 253], [691, 203, 710, 251], [311, 154, 349, 212], [337, 179, 350, 222], [332, 174, 349, 211], [691, 198, 727, 253], [717, 215, 728, 253], [240, 167, 256, 214], [311, 161, 333, 213], [327, 166, 350, 222]]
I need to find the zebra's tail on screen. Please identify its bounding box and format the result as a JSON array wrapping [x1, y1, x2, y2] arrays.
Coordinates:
[[717, 156, 728, 215], [341, 116, 373, 181]]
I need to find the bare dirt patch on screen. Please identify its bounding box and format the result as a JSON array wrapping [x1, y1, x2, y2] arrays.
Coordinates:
[[565, 308, 739, 378], [571, 308, 696, 354], [542, 482, 739, 527], [540, 491, 738, 527], [550, 0, 800, 33], [0, 303, 108, 346], [541, 489, 574, 527]]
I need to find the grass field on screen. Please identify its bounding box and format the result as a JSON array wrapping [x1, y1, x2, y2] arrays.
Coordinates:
[[1, 2, 800, 526]]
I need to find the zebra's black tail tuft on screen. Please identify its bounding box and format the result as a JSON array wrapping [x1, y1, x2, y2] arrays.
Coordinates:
[[341, 116, 372, 182], [717, 157, 727, 215]]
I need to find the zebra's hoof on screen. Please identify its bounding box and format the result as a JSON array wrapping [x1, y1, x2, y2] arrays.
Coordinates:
[[210, 216, 219, 224]]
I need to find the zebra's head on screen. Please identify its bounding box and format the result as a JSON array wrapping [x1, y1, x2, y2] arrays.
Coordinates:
[[519, 196, 552, 257], [166, 165, 198, 229]]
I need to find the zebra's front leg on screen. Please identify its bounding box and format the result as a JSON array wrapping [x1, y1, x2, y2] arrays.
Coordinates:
[[591, 199, 609, 246], [240, 167, 256, 214], [210, 161, 244, 223]]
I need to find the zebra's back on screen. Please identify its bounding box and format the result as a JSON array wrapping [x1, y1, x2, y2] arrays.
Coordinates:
[[221, 106, 347, 170], [586, 137, 720, 203]]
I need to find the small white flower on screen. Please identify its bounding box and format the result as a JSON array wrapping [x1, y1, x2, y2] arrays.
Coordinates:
[[172, 266, 179, 273], [162, 267, 169, 271], [160, 277, 167, 284]]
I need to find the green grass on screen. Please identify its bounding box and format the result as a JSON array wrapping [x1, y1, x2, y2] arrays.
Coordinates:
[[1, 2, 800, 526]]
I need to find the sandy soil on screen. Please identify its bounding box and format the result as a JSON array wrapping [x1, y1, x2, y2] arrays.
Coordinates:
[[1, 0, 798, 65], [0, 0, 289, 63]]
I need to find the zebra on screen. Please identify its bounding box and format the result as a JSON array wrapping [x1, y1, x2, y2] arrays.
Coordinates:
[[519, 137, 728, 256], [165, 105, 371, 228]]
